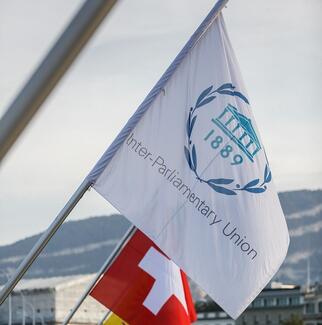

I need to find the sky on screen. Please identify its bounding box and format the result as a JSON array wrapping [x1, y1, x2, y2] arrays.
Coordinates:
[[0, 0, 321, 245]]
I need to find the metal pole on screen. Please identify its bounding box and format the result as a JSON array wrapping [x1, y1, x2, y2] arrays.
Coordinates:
[[0, 0, 118, 162], [62, 1, 229, 322], [26, 302, 36, 325], [8, 293, 12, 325], [0, 179, 91, 305], [20, 292, 25, 325], [0, 271, 12, 325], [62, 225, 136, 325], [0, 0, 228, 310], [31, 305, 36, 325], [37, 314, 46, 325]]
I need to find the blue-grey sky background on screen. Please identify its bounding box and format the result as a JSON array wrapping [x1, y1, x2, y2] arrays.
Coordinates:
[[0, 0, 321, 245]]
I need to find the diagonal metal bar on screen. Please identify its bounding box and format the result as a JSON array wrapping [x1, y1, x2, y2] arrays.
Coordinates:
[[0, 0, 229, 313], [0, 0, 118, 162], [0, 0, 119, 306], [62, 0, 229, 322], [62, 225, 136, 325], [0, 179, 91, 305]]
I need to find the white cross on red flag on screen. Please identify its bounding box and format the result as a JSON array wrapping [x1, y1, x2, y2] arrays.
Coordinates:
[[90, 229, 197, 324]]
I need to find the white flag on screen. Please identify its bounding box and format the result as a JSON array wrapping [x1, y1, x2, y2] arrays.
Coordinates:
[[91, 13, 289, 319]]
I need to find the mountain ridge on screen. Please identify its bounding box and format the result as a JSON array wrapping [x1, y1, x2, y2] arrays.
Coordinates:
[[0, 189, 321, 286]]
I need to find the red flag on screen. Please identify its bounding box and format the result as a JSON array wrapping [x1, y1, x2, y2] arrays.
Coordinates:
[[91, 230, 197, 324]]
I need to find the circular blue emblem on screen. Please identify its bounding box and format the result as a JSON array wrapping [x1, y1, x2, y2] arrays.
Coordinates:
[[184, 83, 272, 196]]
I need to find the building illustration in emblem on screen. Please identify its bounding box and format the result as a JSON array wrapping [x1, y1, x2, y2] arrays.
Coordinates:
[[212, 104, 261, 162]]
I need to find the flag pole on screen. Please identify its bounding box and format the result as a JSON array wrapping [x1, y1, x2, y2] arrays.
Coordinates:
[[62, 225, 136, 325], [0, 0, 229, 307], [63, 1, 229, 321], [0, 0, 118, 163], [62, 0, 229, 321], [0, 179, 91, 305], [0, 0, 119, 305]]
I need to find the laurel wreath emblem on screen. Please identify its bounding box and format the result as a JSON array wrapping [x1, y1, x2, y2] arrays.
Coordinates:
[[184, 83, 272, 196]]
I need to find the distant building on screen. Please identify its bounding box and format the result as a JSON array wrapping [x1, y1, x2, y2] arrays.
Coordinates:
[[238, 283, 303, 325], [303, 284, 322, 325], [0, 275, 106, 324], [195, 300, 235, 325], [196, 282, 303, 325], [1, 275, 322, 325]]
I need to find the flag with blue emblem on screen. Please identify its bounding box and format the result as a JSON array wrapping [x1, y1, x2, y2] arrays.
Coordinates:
[[89, 10, 289, 319]]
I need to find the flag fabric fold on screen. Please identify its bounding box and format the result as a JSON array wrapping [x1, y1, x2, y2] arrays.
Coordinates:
[[91, 230, 197, 324], [89, 9, 289, 319]]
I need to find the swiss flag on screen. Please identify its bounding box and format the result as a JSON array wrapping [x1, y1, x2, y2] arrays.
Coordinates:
[[90, 230, 197, 324]]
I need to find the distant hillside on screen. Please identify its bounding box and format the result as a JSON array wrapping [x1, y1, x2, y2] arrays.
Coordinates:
[[277, 190, 322, 284], [0, 190, 321, 287], [0, 215, 130, 281]]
